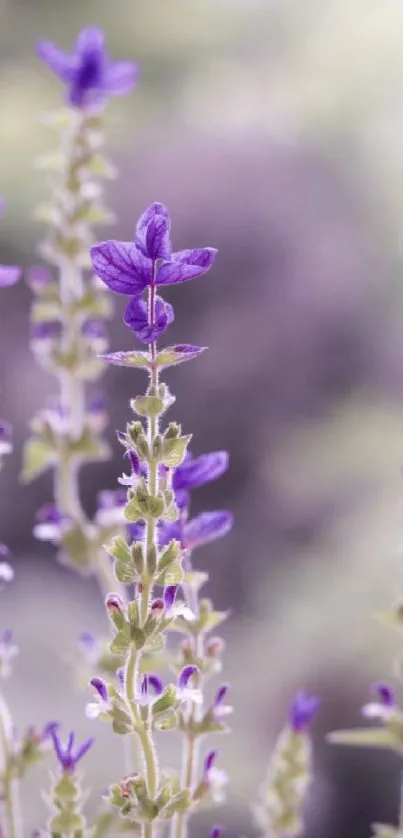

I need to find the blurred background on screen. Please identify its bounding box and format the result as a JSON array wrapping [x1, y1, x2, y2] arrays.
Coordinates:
[[1, 0, 403, 834]]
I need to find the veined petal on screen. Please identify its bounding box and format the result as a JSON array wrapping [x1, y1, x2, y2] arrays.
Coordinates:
[[135, 203, 170, 254], [90, 241, 150, 295], [124, 294, 174, 343], [105, 61, 140, 94], [0, 266, 21, 287], [157, 248, 217, 285], [146, 215, 171, 260]]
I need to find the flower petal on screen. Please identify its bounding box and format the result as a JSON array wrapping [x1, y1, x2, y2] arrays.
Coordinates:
[[173, 451, 229, 491], [157, 248, 217, 285], [76, 27, 106, 56], [135, 203, 170, 254], [146, 215, 171, 260], [124, 294, 174, 343], [184, 511, 233, 550], [105, 61, 140, 94], [0, 266, 21, 287], [90, 241, 150, 295], [37, 41, 76, 81]]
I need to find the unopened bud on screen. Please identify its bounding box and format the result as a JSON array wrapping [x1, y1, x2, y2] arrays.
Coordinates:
[[206, 636, 226, 659]]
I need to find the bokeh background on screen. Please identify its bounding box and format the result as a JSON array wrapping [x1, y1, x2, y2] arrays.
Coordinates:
[[2, 0, 403, 834]]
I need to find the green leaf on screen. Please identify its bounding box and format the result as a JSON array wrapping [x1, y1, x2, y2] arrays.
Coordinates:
[[107, 536, 131, 565], [156, 561, 184, 587], [133, 395, 164, 418], [99, 351, 150, 369], [327, 728, 399, 749], [161, 436, 191, 468], [20, 438, 55, 483], [156, 345, 207, 369], [115, 561, 137, 584], [110, 629, 131, 655]]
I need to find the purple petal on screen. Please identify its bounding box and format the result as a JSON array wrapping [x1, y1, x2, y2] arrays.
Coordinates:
[[174, 451, 229, 492], [163, 585, 178, 611], [75, 27, 105, 56], [0, 266, 21, 287], [124, 294, 174, 344], [148, 675, 164, 695], [36, 41, 76, 81], [183, 511, 233, 551], [145, 215, 171, 261], [289, 690, 320, 732], [74, 736, 94, 765], [90, 241, 151, 295], [204, 750, 217, 774], [41, 721, 59, 741], [178, 665, 198, 690], [31, 321, 61, 340], [82, 319, 107, 339], [158, 520, 182, 548], [90, 677, 108, 703], [372, 682, 395, 707], [126, 448, 141, 476], [210, 827, 224, 838], [157, 247, 217, 286], [128, 521, 146, 542], [50, 728, 64, 765], [214, 685, 229, 707], [135, 203, 170, 254], [105, 61, 140, 94], [36, 505, 64, 525]]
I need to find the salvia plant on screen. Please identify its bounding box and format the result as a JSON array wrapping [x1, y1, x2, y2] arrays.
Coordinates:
[[12, 19, 402, 838]]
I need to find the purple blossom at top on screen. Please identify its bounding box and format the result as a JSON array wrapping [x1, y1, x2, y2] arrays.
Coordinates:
[[37, 27, 139, 109], [289, 690, 320, 732], [50, 727, 94, 773], [90, 202, 217, 339]]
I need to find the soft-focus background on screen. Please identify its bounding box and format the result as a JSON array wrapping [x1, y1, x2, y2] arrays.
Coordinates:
[[2, 0, 403, 834]]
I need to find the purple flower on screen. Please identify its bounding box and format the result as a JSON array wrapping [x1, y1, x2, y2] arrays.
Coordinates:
[[33, 505, 72, 543], [50, 728, 94, 773], [95, 488, 127, 527], [82, 318, 108, 341], [30, 321, 61, 341], [37, 27, 139, 109], [158, 511, 233, 551], [173, 450, 229, 508], [26, 265, 53, 294], [90, 202, 217, 305], [0, 421, 12, 456], [124, 294, 174, 344], [210, 827, 224, 838], [289, 690, 320, 732], [203, 751, 228, 802], [86, 677, 111, 719], [177, 665, 202, 704], [211, 685, 233, 720], [78, 632, 99, 664], [362, 682, 397, 721]]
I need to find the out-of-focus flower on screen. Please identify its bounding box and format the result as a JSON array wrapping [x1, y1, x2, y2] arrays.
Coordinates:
[[50, 727, 94, 774], [289, 690, 320, 732], [37, 27, 139, 109]]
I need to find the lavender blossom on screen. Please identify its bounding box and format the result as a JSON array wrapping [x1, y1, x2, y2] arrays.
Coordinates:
[[289, 690, 320, 733], [50, 728, 94, 774], [37, 27, 139, 109]]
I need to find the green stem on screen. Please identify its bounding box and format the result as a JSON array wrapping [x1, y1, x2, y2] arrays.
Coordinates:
[[0, 695, 22, 838]]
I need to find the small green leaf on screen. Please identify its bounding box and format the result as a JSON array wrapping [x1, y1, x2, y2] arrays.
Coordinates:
[[99, 351, 150, 369], [110, 629, 131, 655], [21, 438, 55, 483], [107, 536, 131, 565], [133, 395, 164, 418], [161, 436, 191, 468], [156, 345, 207, 369], [115, 561, 137, 584]]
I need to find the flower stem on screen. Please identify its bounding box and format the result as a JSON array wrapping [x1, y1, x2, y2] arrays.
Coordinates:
[[0, 695, 22, 838]]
